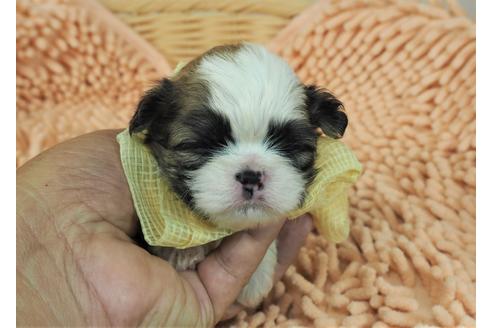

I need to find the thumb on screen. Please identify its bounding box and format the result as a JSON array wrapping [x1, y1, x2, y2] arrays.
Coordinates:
[[188, 219, 285, 324]]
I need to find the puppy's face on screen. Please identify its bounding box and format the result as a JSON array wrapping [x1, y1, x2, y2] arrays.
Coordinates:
[[130, 44, 347, 230]]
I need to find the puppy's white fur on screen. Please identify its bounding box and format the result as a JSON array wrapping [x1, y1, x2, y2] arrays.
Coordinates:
[[198, 44, 306, 141], [190, 44, 307, 229], [237, 241, 277, 307], [191, 46, 305, 306]]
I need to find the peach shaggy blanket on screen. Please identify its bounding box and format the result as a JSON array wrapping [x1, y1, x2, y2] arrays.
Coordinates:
[[16, 0, 475, 327]]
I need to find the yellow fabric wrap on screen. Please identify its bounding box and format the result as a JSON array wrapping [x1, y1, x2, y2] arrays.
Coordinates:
[[117, 129, 362, 249]]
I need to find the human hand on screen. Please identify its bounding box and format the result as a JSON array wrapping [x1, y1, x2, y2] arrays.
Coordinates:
[[16, 130, 313, 327]]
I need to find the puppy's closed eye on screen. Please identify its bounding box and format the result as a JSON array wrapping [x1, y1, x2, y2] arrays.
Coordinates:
[[173, 142, 201, 151], [265, 120, 317, 154]]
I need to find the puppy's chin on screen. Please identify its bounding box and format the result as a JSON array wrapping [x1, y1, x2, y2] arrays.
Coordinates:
[[208, 206, 283, 230]]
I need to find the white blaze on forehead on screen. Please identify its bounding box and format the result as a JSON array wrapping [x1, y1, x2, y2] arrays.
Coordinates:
[[196, 43, 306, 142]]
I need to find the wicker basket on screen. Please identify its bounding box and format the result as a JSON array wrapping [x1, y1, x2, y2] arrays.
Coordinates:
[[98, 0, 313, 66]]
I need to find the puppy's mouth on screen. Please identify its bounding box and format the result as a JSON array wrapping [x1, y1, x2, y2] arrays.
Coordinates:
[[231, 192, 274, 210], [220, 195, 278, 216], [229, 201, 281, 223], [236, 201, 270, 213]]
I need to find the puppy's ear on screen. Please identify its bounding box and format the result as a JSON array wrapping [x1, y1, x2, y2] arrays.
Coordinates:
[[129, 79, 177, 137], [304, 85, 347, 138]]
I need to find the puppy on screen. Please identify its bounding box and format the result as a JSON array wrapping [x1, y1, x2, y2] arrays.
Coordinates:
[[129, 43, 347, 307]]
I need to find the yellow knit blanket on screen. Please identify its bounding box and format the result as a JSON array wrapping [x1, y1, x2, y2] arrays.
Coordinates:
[[117, 129, 361, 249]]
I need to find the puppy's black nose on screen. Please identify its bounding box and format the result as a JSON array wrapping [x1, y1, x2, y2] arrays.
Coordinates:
[[235, 170, 262, 185]]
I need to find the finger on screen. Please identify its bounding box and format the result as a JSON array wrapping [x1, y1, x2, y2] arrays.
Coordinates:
[[218, 215, 313, 323], [274, 214, 313, 282], [196, 219, 285, 323], [218, 215, 313, 324]]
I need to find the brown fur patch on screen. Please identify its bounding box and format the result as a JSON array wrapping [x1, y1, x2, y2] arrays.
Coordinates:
[[166, 43, 243, 145]]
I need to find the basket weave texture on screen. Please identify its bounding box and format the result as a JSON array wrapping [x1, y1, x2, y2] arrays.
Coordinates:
[[99, 0, 313, 67]]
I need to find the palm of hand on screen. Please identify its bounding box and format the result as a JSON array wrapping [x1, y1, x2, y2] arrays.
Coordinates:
[[17, 130, 311, 327]]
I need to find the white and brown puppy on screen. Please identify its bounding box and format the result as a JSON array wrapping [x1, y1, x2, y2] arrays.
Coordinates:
[[129, 43, 347, 307]]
